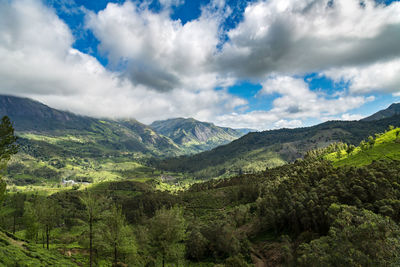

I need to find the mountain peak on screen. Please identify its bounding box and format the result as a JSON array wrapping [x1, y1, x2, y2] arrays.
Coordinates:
[[150, 117, 244, 152], [361, 103, 400, 121]]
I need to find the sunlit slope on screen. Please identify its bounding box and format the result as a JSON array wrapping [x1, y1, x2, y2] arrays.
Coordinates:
[[326, 127, 400, 167], [0, 230, 77, 266], [156, 116, 400, 179]]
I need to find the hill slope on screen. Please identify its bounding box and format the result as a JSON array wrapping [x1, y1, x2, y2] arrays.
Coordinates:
[[326, 127, 400, 167], [0, 230, 77, 266], [156, 115, 400, 178], [0, 95, 184, 186], [361, 103, 400, 121], [150, 118, 244, 153], [0, 95, 180, 157]]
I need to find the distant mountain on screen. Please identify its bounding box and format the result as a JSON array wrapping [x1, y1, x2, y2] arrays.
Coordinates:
[[0, 95, 180, 157], [156, 113, 400, 179], [0, 95, 97, 132], [150, 118, 244, 153], [235, 128, 256, 135], [362, 103, 400, 121]]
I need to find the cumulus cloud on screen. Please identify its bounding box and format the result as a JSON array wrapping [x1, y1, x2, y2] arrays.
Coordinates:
[[0, 0, 245, 124], [214, 76, 372, 130], [0, 0, 398, 130], [259, 76, 373, 118], [217, 0, 400, 78], [85, 1, 226, 92], [324, 58, 400, 95]]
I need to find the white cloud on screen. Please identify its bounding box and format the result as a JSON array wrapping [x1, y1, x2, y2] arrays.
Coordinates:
[[324, 58, 400, 94], [85, 1, 227, 92], [274, 119, 303, 129], [260, 76, 371, 119], [217, 0, 400, 78], [214, 75, 372, 130], [159, 0, 184, 8], [0, 0, 245, 124], [0, 0, 398, 130]]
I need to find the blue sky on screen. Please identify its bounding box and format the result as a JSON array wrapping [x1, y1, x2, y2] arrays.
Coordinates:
[[0, 0, 399, 129]]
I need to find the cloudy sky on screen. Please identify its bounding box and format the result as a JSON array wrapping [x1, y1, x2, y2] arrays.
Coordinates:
[[0, 0, 399, 130]]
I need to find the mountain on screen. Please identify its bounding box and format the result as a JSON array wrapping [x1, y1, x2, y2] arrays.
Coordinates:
[[235, 128, 256, 135], [156, 113, 400, 179], [0, 95, 180, 157], [150, 118, 244, 153], [362, 103, 400, 121]]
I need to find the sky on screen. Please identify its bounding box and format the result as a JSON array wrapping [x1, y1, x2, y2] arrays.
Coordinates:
[[0, 0, 399, 130]]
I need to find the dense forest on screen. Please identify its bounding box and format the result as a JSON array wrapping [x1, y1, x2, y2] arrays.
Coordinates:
[[1, 114, 400, 266]]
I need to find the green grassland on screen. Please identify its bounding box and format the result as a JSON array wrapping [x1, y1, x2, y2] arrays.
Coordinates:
[[326, 127, 400, 167], [0, 230, 78, 266]]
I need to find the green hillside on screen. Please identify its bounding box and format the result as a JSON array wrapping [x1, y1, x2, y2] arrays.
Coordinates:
[[0, 96, 184, 187], [361, 103, 400, 121], [0, 230, 78, 266], [156, 115, 400, 179], [0, 95, 182, 156], [150, 118, 244, 153], [326, 127, 400, 167]]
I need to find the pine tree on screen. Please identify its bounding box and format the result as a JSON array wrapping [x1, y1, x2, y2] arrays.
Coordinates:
[[0, 116, 18, 204]]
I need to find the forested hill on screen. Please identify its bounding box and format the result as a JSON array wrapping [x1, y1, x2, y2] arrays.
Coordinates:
[[150, 118, 244, 153], [0, 95, 181, 157], [361, 103, 400, 121], [155, 114, 400, 178], [0, 95, 98, 132]]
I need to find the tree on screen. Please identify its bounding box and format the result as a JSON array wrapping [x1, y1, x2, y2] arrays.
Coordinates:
[[24, 198, 41, 242], [97, 204, 137, 266], [80, 190, 104, 267], [148, 206, 186, 267], [0, 116, 18, 203], [36, 197, 62, 249], [298, 205, 400, 266], [10, 192, 25, 234]]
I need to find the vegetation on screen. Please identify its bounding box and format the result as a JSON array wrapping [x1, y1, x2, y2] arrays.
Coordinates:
[[155, 115, 400, 179], [150, 117, 244, 153], [2, 102, 400, 266]]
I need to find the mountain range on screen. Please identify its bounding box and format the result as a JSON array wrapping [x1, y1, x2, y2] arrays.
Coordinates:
[[1, 94, 399, 181], [150, 118, 244, 153], [0, 95, 245, 157], [156, 103, 400, 178]]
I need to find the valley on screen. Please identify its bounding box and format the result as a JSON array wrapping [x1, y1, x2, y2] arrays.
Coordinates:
[[1, 97, 400, 266]]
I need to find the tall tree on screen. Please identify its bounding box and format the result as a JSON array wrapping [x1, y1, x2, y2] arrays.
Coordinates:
[[97, 204, 136, 266], [36, 197, 62, 249], [0, 116, 18, 204], [80, 190, 104, 267], [10, 192, 25, 234], [149, 206, 186, 267]]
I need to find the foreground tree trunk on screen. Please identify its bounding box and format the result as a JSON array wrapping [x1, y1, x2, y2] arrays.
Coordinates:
[[46, 225, 49, 250], [114, 242, 117, 266], [89, 216, 93, 267]]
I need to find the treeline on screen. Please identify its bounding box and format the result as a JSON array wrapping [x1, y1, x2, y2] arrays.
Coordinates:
[[2, 117, 400, 265], [3, 157, 400, 266], [152, 115, 400, 179]]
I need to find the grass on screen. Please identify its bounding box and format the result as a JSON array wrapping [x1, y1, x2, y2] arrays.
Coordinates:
[[326, 128, 400, 167], [0, 230, 78, 266]]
